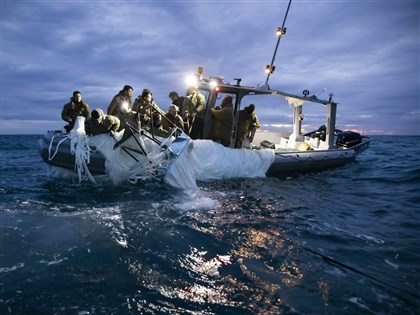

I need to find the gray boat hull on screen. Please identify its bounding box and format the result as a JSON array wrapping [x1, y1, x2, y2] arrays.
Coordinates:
[[266, 139, 370, 175], [38, 130, 370, 178], [38, 130, 106, 174]]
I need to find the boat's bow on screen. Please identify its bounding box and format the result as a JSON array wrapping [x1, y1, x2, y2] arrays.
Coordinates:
[[38, 117, 192, 185]]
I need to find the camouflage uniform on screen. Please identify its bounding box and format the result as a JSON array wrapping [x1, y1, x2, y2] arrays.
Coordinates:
[[169, 91, 185, 115], [61, 99, 90, 130], [143, 113, 171, 138], [132, 97, 164, 126], [182, 91, 206, 139], [107, 91, 133, 130], [85, 109, 120, 136], [162, 112, 184, 132], [235, 106, 261, 148], [210, 102, 234, 147], [181, 92, 206, 119], [143, 123, 171, 138]]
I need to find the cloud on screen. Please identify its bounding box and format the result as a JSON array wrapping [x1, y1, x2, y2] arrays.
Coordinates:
[[1, 1, 419, 135]]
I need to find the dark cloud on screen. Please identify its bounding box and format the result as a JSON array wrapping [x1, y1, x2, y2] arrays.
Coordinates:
[[1, 1, 418, 135]]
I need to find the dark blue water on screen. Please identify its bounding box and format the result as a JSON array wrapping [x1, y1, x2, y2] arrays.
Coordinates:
[[1, 135, 419, 314]]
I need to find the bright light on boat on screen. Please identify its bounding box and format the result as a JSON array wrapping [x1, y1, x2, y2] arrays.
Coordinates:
[[121, 101, 129, 112], [209, 80, 217, 88], [265, 65, 276, 74], [185, 74, 198, 87], [276, 27, 287, 36]]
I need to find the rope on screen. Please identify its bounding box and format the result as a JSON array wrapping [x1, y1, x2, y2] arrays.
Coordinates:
[[47, 129, 97, 184], [69, 131, 96, 184], [48, 134, 70, 161]]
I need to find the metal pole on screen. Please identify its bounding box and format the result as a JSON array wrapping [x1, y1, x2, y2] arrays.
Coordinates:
[[265, 0, 292, 86]]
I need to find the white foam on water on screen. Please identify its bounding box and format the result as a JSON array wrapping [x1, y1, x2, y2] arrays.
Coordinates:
[[384, 259, 399, 270], [349, 297, 371, 311], [356, 234, 385, 245], [173, 189, 222, 212], [46, 165, 78, 180], [0, 262, 25, 273], [39, 256, 68, 265], [90, 206, 129, 247], [176, 196, 220, 212]]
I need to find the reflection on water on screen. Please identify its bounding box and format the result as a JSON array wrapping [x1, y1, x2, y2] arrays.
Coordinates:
[[85, 190, 313, 313], [125, 248, 237, 312], [2, 136, 419, 313]]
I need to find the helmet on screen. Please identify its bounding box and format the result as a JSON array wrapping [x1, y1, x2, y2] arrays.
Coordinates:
[[91, 108, 104, 121]]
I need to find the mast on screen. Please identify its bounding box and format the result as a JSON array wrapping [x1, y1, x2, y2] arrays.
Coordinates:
[[265, 0, 292, 86]]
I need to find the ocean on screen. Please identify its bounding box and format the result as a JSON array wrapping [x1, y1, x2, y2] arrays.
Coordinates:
[[0, 135, 419, 314]]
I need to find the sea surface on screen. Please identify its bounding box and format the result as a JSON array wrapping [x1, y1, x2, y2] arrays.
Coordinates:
[[0, 135, 419, 314]]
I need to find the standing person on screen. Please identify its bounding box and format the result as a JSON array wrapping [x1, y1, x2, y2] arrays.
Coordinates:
[[161, 104, 184, 132], [61, 91, 90, 132], [209, 95, 234, 147], [246, 104, 260, 142], [181, 86, 206, 139], [168, 91, 185, 114], [132, 88, 165, 126], [235, 104, 261, 148], [107, 85, 134, 130], [84, 108, 120, 136]]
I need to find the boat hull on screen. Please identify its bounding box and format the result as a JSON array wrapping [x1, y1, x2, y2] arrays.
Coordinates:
[[267, 140, 370, 175], [38, 130, 106, 174], [39, 130, 371, 179]]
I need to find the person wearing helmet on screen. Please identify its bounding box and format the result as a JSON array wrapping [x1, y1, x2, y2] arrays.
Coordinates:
[[85, 108, 120, 136]]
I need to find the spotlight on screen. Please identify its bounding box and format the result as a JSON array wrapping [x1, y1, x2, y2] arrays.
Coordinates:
[[265, 65, 276, 74], [276, 27, 287, 36]]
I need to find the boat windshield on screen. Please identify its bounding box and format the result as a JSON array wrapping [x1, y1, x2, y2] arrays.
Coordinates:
[[214, 92, 237, 109], [240, 93, 329, 134]]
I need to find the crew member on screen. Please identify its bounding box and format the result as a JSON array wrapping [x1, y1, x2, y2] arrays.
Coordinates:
[[61, 91, 90, 132]]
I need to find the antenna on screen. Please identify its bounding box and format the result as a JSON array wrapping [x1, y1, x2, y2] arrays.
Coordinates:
[[317, 88, 327, 98], [265, 0, 292, 86]]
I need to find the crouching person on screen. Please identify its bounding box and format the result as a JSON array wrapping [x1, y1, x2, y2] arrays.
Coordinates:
[[85, 108, 120, 136], [162, 104, 184, 132], [144, 112, 171, 138]]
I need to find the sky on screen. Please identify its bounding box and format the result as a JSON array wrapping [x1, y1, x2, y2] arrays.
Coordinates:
[[1, 0, 419, 135]]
